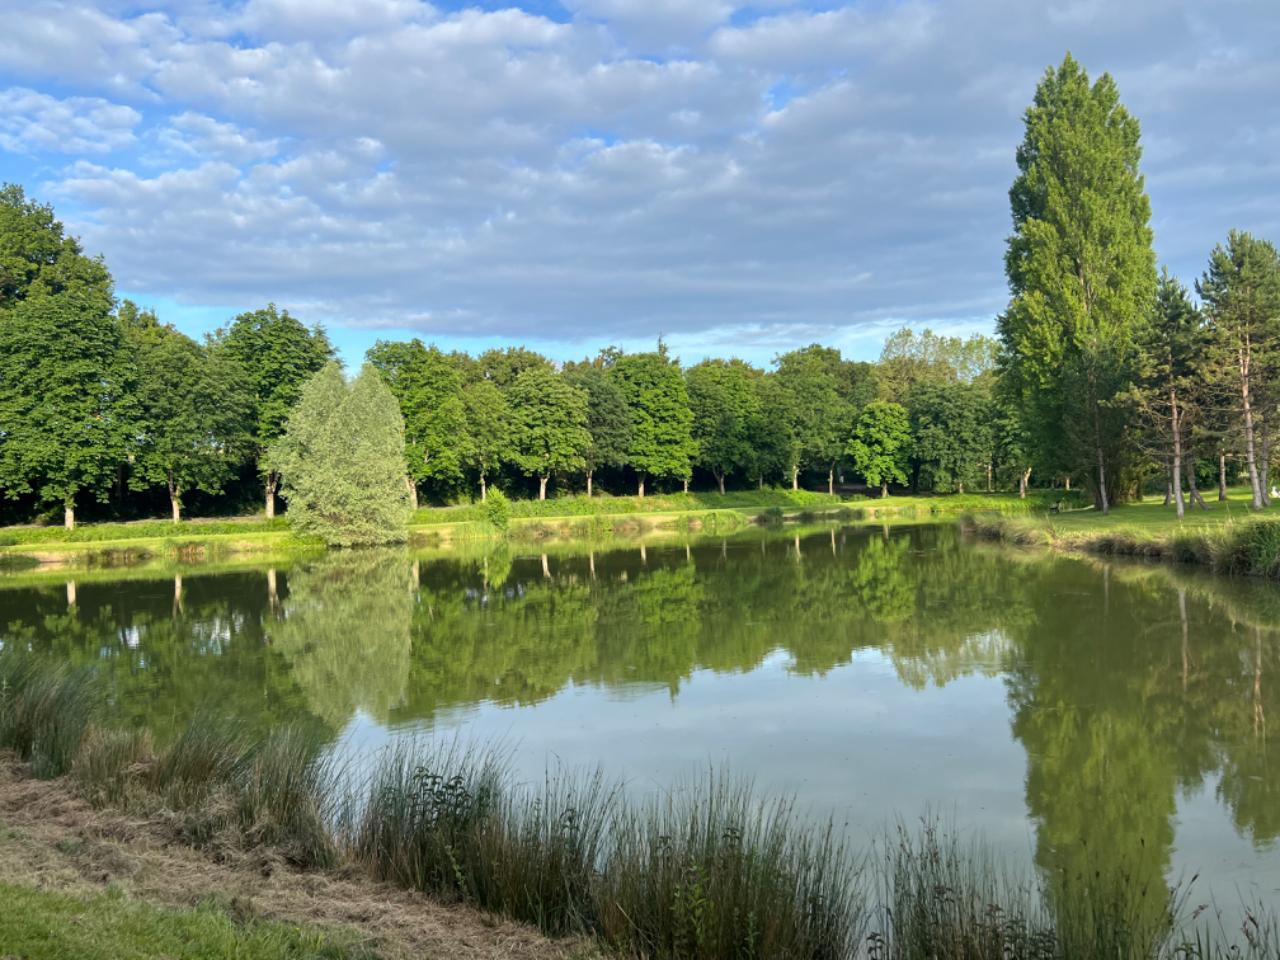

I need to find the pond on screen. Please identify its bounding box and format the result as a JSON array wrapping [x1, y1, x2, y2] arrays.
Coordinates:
[[3, 522, 1278, 918]]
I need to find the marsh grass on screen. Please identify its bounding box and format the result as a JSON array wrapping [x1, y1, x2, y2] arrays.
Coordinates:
[[0, 654, 96, 777], [73, 725, 153, 806], [597, 774, 864, 960], [238, 725, 338, 868]]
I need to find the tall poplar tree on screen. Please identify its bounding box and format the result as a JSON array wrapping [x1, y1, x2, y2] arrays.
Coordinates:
[[998, 54, 1157, 512]]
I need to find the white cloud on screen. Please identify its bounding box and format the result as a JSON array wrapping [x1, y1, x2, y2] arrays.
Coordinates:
[[0, 88, 140, 154], [3, 0, 1277, 353]]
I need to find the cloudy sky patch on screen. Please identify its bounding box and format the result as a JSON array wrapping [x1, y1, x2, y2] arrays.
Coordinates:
[[0, 0, 1276, 365]]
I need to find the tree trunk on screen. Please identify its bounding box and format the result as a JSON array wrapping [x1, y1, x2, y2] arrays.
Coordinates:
[[758, 476, 764, 490], [265, 473, 278, 519], [791, 465, 799, 491], [958, 480, 965, 494], [1185, 457, 1208, 511], [1065, 476, 1071, 492], [1260, 425, 1272, 501], [1163, 473, 1172, 507], [717, 472, 725, 495], [480, 472, 487, 502], [539, 475, 548, 501], [682, 478, 689, 494], [880, 481, 888, 498], [586, 471, 593, 497], [1171, 390, 1185, 519], [1219, 452, 1229, 501], [405, 476, 418, 510], [1239, 344, 1266, 508], [1096, 444, 1110, 514], [986, 462, 993, 493], [1019, 467, 1031, 499], [827, 468, 834, 496], [637, 475, 645, 498], [64, 503, 75, 530], [171, 491, 182, 524]]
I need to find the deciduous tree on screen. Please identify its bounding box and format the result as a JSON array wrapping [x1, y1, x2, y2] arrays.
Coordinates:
[[610, 348, 696, 496], [508, 367, 591, 500], [686, 359, 760, 494], [212, 304, 333, 518], [848, 400, 911, 497], [128, 313, 253, 522], [271, 363, 413, 546], [1197, 231, 1280, 510]]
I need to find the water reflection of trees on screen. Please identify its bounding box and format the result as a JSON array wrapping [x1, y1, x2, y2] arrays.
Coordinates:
[[268, 549, 414, 727], [3, 523, 1278, 922], [0, 570, 317, 738]]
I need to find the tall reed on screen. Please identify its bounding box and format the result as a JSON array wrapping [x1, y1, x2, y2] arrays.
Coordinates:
[[0, 653, 96, 777]]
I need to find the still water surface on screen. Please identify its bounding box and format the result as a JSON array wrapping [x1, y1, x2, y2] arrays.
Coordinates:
[[3, 523, 1278, 911]]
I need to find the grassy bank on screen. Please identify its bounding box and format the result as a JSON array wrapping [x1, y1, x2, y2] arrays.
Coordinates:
[[0, 883, 374, 960], [0, 490, 1044, 565], [2, 654, 1275, 959], [965, 489, 1280, 578]]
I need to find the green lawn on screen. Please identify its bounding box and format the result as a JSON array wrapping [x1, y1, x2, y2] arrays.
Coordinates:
[[0, 883, 372, 960], [1042, 487, 1280, 533]]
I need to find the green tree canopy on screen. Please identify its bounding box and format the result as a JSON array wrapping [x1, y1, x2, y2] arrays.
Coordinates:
[[0, 186, 122, 528], [686, 358, 760, 494], [848, 400, 911, 497], [271, 363, 413, 546], [879, 327, 998, 400], [508, 366, 591, 500], [461, 378, 511, 501], [0, 183, 112, 312], [774, 345, 852, 492], [0, 289, 130, 528], [998, 53, 1156, 512], [610, 348, 696, 496], [909, 380, 993, 493], [211, 303, 333, 517], [367, 339, 468, 501], [127, 310, 253, 522], [563, 364, 632, 496], [1197, 231, 1280, 509]]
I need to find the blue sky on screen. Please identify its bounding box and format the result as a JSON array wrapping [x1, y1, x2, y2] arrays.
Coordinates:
[[1, 0, 1277, 369]]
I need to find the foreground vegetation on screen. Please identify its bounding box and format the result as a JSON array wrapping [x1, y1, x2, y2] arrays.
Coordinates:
[[0, 883, 373, 960], [1, 654, 1275, 960]]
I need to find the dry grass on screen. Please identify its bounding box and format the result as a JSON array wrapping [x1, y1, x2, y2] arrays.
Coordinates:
[[0, 754, 598, 960]]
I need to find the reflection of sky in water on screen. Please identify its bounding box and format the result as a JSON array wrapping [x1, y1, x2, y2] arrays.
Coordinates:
[[341, 646, 1034, 865]]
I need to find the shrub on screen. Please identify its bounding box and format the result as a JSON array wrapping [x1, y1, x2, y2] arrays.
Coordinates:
[[482, 487, 511, 533]]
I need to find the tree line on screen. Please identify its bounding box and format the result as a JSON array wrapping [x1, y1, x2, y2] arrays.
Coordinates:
[[2, 54, 1278, 528]]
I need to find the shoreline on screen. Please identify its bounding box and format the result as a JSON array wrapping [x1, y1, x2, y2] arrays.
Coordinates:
[[0, 492, 1032, 569], [963, 509, 1280, 580]]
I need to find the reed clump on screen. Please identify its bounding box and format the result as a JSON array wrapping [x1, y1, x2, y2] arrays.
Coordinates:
[[0, 654, 96, 777]]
